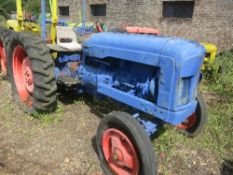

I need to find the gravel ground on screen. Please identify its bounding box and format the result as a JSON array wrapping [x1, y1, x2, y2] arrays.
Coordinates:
[[0, 80, 231, 175], [0, 80, 103, 175]]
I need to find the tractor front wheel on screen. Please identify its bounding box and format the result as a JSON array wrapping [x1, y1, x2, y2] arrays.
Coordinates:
[[96, 111, 157, 175], [7, 32, 57, 114], [176, 91, 208, 137]]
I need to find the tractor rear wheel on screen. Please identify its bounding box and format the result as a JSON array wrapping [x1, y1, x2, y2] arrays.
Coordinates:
[[7, 32, 57, 114], [0, 28, 13, 77], [96, 111, 157, 175]]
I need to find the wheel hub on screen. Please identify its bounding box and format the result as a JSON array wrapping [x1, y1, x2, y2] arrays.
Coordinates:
[[22, 58, 34, 93], [112, 148, 123, 162], [102, 128, 139, 175], [12, 46, 34, 107], [177, 112, 197, 130]]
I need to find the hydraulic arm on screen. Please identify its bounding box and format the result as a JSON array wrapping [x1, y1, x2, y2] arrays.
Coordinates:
[[50, 0, 58, 43], [15, 0, 23, 31]]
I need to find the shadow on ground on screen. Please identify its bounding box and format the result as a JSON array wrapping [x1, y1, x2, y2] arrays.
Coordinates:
[[221, 159, 233, 175], [57, 88, 166, 137]]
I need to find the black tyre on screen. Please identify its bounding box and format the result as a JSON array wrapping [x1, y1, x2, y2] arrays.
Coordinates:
[[7, 32, 57, 114], [96, 111, 157, 175], [177, 91, 208, 137], [0, 28, 13, 77]]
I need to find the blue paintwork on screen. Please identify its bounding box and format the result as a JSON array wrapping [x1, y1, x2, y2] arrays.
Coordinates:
[[133, 113, 162, 136], [57, 54, 81, 63], [82, 0, 86, 36], [46, 19, 68, 26], [54, 32, 205, 135], [41, 0, 46, 42], [73, 26, 94, 35]]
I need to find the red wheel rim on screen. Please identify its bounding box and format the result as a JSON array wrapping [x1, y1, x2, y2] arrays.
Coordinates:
[[102, 128, 139, 175], [0, 40, 7, 74], [13, 46, 34, 107], [176, 112, 197, 130]]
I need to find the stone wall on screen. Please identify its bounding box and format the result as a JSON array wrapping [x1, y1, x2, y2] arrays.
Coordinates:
[[58, 0, 233, 51], [58, 0, 82, 22]]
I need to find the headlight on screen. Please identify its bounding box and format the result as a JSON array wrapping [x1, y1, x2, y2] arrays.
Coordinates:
[[176, 78, 190, 106]]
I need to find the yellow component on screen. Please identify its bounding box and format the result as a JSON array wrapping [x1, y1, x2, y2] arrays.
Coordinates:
[[6, 0, 23, 31], [51, 0, 58, 44], [23, 21, 40, 33], [16, 0, 23, 31], [7, 0, 41, 34], [6, 20, 21, 31], [201, 43, 218, 71], [7, 0, 58, 44]]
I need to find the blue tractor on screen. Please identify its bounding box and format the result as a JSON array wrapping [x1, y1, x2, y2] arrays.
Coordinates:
[[0, 0, 208, 174]]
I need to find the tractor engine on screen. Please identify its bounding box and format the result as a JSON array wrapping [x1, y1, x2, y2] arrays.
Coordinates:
[[80, 32, 205, 125], [56, 32, 205, 126], [78, 57, 158, 102]]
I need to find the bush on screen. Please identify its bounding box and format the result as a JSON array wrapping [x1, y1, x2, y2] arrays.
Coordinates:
[[204, 50, 233, 100], [0, 15, 6, 28]]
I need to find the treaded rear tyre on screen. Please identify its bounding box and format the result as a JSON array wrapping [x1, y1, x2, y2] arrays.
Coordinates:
[[0, 28, 13, 78], [7, 32, 57, 114], [96, 111, 157, 175]]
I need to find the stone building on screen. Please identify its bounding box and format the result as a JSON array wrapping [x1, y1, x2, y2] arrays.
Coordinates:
[[58, 0, 233, 51]]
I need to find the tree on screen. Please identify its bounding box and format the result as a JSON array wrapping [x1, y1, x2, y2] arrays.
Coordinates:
[[23, 0, 41, 15], [0, 6, 10, 19], [0, 0, 51, 19], [23, 0, 50, 15], [0, 0, 16, 13]]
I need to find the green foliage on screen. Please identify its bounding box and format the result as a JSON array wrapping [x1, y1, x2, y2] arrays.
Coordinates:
[[203, 50, 233, 100], [22, 0, 50, 15], [0, 0, 16, 13], [23, 0, 41, 15], [0, 15, 6, 27], [0, 0, 50, 17], [32, 104, 64, 125], [0, 7, 10, 20]]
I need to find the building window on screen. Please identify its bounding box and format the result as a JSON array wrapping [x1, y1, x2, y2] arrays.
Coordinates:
[[59, 6, 70, 16], [90, 4, 106, 16], [163, 1, 194, 18]]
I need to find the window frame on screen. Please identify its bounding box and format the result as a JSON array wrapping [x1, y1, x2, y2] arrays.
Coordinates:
[[90, 4, 107, 17], [162, 1, 195, 19], [59, 6, 70, 17]]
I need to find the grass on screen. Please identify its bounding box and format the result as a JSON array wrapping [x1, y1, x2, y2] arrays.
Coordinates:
[[43, 50, 233, 158], [202, 50, 233, 161], [153, 50, 233, 172], [31, 104, 64, 126], [33, 50, 233, 172]]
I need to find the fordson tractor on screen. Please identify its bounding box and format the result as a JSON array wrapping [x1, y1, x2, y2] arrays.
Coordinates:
[[0, 0, 208, 174]]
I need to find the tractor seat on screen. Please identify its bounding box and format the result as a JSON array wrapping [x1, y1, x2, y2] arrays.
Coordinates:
[[56, 26, 82, 51]]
